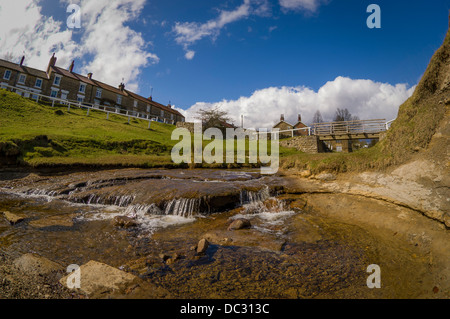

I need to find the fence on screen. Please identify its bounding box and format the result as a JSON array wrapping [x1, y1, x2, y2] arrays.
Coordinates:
[[0, 83, 174, 128]]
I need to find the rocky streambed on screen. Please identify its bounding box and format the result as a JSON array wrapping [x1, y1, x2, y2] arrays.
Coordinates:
[[0, 168, 448, 299]]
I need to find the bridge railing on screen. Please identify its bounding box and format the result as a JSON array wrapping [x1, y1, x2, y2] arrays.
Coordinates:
[[312, 119, 386, 136]]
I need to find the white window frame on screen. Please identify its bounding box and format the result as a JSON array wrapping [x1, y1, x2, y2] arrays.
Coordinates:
[[160, 110, 164, 117], [77, 95, 85, 103], [116, 95, 122, 105], [79, 83, 86, 93], [53, 75, 62, 86], [34, 78, 43, 88], [3, 70, 11, 80], [133, 99, 138, 108], [95, 88, 102, 98], [18, 73, 26, 84], [146, 104, 150, 113], [94, 99, 100, 106], [50, 89, 58, 98]]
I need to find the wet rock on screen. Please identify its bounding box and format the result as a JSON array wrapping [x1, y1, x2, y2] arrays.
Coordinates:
[[29, 215, 74, 228], [59, 260, 139, 297], [196, 238, 209, 254], [113, 216, 137, 228], [228, 218, 251, 231], [3, 211, 24, 225], [13, 253, 63, 276]]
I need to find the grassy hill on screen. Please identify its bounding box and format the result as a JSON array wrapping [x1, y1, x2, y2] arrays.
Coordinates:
[[0, 89, 178, 168]]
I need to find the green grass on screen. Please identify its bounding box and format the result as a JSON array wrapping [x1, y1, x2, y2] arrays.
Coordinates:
[[0, 89, 178, 167]]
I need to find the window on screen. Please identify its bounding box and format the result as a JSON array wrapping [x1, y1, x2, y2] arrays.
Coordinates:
[[18, 74, 26, 84], [160, 110, 164, 117], [146, 104, 150, 112], [170, 113, 174, 120], [95, 88, 102, 98], [53, 75, 61, 86], [116, 95, 122, 105], [77, 96, 84, 103], [133, 100, 138, 108], [61, 92, 68, 100], [35, 78, 42, 88], [94, 99, 100, 106], [79, 83, 86, 93], [50, 90, 58, 98], [3, 70, 11, 80]]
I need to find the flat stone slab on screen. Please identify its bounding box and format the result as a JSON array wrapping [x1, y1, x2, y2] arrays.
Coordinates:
[[14, 253, 63, 276], [29, 215, 74, 228], [3, 211, 24, 225]]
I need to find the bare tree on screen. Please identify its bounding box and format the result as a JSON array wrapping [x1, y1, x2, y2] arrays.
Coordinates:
[[195, 106, 233, 133], [312, 110, 323, 124], [333, 108, 359, 122]]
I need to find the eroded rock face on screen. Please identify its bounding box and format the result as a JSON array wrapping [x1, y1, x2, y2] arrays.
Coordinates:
[[113, 216, 137, 228]]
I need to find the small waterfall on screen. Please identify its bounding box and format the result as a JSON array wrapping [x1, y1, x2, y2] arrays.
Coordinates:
[[163, 198, 202, 217], [239, 186, 270, 205], [124, 198, 203, 219], [68, 193, 135, 207]]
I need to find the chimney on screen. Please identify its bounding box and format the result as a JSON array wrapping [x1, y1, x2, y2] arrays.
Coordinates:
[[47, 53, 57, 75], [87, 73, 93, 79], [19, 56, 25, 66], [168, 101, 172, 108], [280, 114, 285, 122], [118, 82, 125, 91], [298, 114, 302, 122], [148, 96, 152, 101], [69, 60, 74, 72]]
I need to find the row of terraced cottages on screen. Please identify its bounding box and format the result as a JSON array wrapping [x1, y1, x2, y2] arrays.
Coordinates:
[[0, 54, 185, 124]]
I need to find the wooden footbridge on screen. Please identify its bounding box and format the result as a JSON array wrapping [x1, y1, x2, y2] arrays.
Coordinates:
[[274, 118, 394, 140]]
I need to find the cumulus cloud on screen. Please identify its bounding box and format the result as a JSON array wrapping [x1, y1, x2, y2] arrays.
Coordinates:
[[182, 77, 416, 128], [0, 0, 78, 69], [0, 0, 158, 92], [173, 0, 270, 59]]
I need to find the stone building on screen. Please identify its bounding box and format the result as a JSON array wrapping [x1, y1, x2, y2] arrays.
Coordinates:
[[0, 54, 185, 124], [273, 114, 308, 138]]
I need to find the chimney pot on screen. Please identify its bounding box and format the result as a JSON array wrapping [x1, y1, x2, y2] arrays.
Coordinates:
[[20, 56, 25, 66], [280, 114, 285, 122], [298, 114, 302, 122], [119, 82, 125, 91], [87, 73, 92, 79], [69, 60, 74, 72]]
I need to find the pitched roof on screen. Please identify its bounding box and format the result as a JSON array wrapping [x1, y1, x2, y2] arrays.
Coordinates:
[[51, 66, 97, 86], [273, 120, 294, 128], [0, 58, 47, 78], [125, 89, 183, 116]]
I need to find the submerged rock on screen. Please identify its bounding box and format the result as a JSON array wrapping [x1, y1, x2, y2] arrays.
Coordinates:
[[29, 215, 74, 228]]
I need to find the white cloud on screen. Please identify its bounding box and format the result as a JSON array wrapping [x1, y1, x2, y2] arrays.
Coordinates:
[[0, 0, 78, 69], [173, 0, 270, 59], [185, 50, 195, 60], [279, 0, 323, 12], [182, 77, 416, 128], [0, 0, 158, 93]]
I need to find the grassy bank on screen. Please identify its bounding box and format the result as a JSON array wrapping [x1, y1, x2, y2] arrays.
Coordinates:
[[0, 89, 178, 168]]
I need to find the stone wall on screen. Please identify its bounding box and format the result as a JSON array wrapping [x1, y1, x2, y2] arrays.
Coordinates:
[[280, 136, 323, 153]]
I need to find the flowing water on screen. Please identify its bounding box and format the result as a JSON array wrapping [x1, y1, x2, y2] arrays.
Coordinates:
[[0, 168, 447, 298]]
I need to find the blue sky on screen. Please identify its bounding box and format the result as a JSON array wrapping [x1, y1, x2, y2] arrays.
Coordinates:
[[0, 0, 449, 126]]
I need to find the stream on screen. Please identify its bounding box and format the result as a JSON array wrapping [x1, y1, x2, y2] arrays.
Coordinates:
[[0, 168, 448, 299]]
